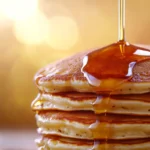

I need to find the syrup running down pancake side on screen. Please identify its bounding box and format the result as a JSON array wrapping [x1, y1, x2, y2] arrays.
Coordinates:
[[81, 40, 150, 150]]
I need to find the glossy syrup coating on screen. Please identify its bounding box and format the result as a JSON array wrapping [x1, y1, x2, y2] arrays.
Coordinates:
[[82, 41, 150, 87]]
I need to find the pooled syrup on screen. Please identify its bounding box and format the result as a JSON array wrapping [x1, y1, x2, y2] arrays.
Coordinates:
[[82, 40, 150, 87]]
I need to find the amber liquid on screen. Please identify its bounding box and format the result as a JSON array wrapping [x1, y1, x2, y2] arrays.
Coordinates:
[[82, 41, 150, 83], [82, 0, 150, 149]]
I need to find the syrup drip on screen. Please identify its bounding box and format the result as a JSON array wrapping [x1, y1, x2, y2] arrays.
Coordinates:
[[82, 41, 150, 149], [81, 0, 150, 149], [92, 96, 111, 114]]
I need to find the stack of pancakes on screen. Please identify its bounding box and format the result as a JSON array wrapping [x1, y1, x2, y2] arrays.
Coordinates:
[[32, 51, 150, 150]]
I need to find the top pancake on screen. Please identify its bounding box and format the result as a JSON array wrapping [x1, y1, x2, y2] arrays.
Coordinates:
[[35, 47, 150, 94]]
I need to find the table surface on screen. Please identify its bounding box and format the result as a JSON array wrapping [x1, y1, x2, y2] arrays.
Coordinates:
[[0, 129, 37, 150]]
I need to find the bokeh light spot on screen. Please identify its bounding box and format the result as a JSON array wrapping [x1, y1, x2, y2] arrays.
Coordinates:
[[13, 12, 51, 45], [47, 16, 79, 50], [0, 0, 38, 21]]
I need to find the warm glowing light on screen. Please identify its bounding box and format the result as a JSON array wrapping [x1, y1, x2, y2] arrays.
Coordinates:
[[41, 0, 71, 17], [13, 12, 50, 45], [10, 55, 36, 107], [0, 0, 38, 20], [47, 16, 79, 50], [20, 45, 72, 68]]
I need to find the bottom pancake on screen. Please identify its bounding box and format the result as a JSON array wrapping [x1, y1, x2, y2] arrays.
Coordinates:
[[36, 136, 150, 150], [36, 111, 150, 140]]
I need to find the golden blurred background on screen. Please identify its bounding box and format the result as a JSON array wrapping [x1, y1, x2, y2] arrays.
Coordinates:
[[1, 0, 150, 128]]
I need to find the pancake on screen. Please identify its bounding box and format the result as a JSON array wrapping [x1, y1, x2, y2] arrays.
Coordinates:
[[34, 49, 150, 94], [36, 135, 150, 150], [36, 111, 150, 140], [32, 93, 150, 115], [33, 45, 150, 150]]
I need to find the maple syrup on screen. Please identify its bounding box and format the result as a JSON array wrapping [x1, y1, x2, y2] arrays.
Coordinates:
[[82, 41, 150, 84], [82, 0, 150, 149]]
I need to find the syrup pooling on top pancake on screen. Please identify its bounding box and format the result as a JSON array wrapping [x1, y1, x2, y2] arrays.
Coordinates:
[[82, 41, 150, 86]]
